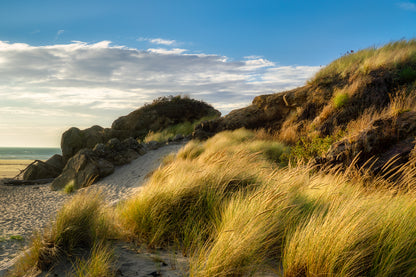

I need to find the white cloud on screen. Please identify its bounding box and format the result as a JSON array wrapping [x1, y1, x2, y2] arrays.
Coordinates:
[[138, 37, 177, 46], [399, 1, 416, 11], [147, 48, 187, 54], [57, 30, 65, 36], [0, 40, 320, 146]]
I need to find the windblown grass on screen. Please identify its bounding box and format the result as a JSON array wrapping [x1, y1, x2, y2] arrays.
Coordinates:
[[12, 128, 416, 276], [73, 242, 116, 277], [120, 128, 416, 276], [10, 190, 117, 276], [311, 39, 416, 84]]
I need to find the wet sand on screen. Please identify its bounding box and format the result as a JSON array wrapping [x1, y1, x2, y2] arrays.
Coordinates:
[[0, 160, 34, 180]]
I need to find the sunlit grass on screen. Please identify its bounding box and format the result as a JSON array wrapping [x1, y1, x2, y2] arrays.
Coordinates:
[[144, 115, 219, 143], [11, 128, 416, 276], [310, 39, 416, 84], [10, 190, 117, 275]]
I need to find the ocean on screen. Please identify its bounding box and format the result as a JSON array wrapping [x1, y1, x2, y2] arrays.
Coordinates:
[[0, 147, 61, 160]]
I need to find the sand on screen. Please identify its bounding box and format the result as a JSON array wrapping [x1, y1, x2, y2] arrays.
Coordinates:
[[0, 160, 34, 179], [0, 142, 187, 276]]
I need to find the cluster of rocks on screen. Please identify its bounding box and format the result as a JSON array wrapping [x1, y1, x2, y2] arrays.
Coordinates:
[[21, 137, 183, 190], [15, 96, 219, 190], [51, 137, 147, 190]]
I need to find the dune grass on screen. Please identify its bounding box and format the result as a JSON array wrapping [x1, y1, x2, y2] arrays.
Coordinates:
[[119, 129, 416, 276], [12, 128, 416, 276], [310, 39, 416, 84], [73, 242, 116, 277], [10, 190, 117, 276]]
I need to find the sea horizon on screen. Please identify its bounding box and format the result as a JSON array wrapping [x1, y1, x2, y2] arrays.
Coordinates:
[[0, 147, 61, 160]]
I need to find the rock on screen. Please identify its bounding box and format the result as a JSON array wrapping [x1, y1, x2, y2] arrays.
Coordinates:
[[146, 141, 162, 150], [45, 154, 65, 170], [22, 160, 62, 181], [21, 154, 65, 181], [106, 138, 125, 152], [122, 137, 140, 149], [61, 126, 134, 163], [193, 90, 305, 140], [172, 134, 184, 141], [323, 111, 416, 174], [51, 149, 114, 191], [91, 138, 143, 165], [61, 127, 84, 163]]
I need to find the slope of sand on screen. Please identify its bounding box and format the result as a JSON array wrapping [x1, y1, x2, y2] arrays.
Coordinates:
[[0, 142, 186, 276], [0, 160, 34, 180]]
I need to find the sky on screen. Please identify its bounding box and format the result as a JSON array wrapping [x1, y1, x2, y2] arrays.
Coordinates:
[[0, 0, 415, 147]]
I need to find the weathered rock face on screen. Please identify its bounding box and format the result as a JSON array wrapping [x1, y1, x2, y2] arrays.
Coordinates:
[[93, 138, 145, 165], [51, 149, 115, 190], [22, 154, 65, 180], [323, 111, 416, 174], [61, 126, 135, 163], [193, 89, 306, 140], [52, 137, 147, 190]]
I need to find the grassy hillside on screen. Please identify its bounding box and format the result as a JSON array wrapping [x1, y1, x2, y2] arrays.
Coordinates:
[[12, 129, 416, 276], [10, 40, 416, 276]]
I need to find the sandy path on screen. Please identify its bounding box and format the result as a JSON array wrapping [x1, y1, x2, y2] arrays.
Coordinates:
[[90, 142, 184, 204], [0, 142, 185, 275]]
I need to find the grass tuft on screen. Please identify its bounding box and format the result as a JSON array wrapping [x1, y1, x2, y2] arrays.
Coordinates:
[[10, 190, 116, 275]]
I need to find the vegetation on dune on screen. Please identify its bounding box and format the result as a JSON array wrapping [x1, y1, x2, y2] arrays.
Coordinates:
[[143, 114, 219, 143], [12, 40, 416, 276], [310, 39, 416, 85], [119, 129, 416, 276], [12, 128, 416, 276], [10, 191, 117, 276]]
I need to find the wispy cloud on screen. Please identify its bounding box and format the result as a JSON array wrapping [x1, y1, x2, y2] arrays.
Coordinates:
[[147, 48, 187, 54], [0, 40, 320, 146], [57, 29, 65, 36], [138, 37, 177, 46], [399, 1, 416, 11]]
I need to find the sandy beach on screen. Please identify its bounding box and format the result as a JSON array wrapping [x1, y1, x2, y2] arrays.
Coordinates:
[[0, 160, 34, 180], [0, 143, 186, 276]]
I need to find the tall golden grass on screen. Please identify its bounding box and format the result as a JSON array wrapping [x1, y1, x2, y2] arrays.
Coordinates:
[[12, 128, 416, 276]]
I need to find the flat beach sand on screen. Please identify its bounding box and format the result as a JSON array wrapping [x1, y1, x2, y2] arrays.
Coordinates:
[[0, 160, 34, 179], [0, 143, 187, 276]]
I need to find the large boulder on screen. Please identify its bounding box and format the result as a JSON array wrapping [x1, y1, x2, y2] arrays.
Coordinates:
[[22, 154, 65, 180], [51, 149, 114, 191], [61, 126, 134, 163]]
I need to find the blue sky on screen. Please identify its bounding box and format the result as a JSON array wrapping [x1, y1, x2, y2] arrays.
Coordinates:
[[0, 0, 415, 147]]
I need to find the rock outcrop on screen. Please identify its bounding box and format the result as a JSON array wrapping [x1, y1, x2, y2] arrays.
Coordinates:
[[61, 125, 134, 163], [51, 137, 147, 190], [193, 88, 307, 139], [322, 111, 416, 174], [22, 154, 65, 180], [51, 149, 114, 190], [61, 96, 219, 163]]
